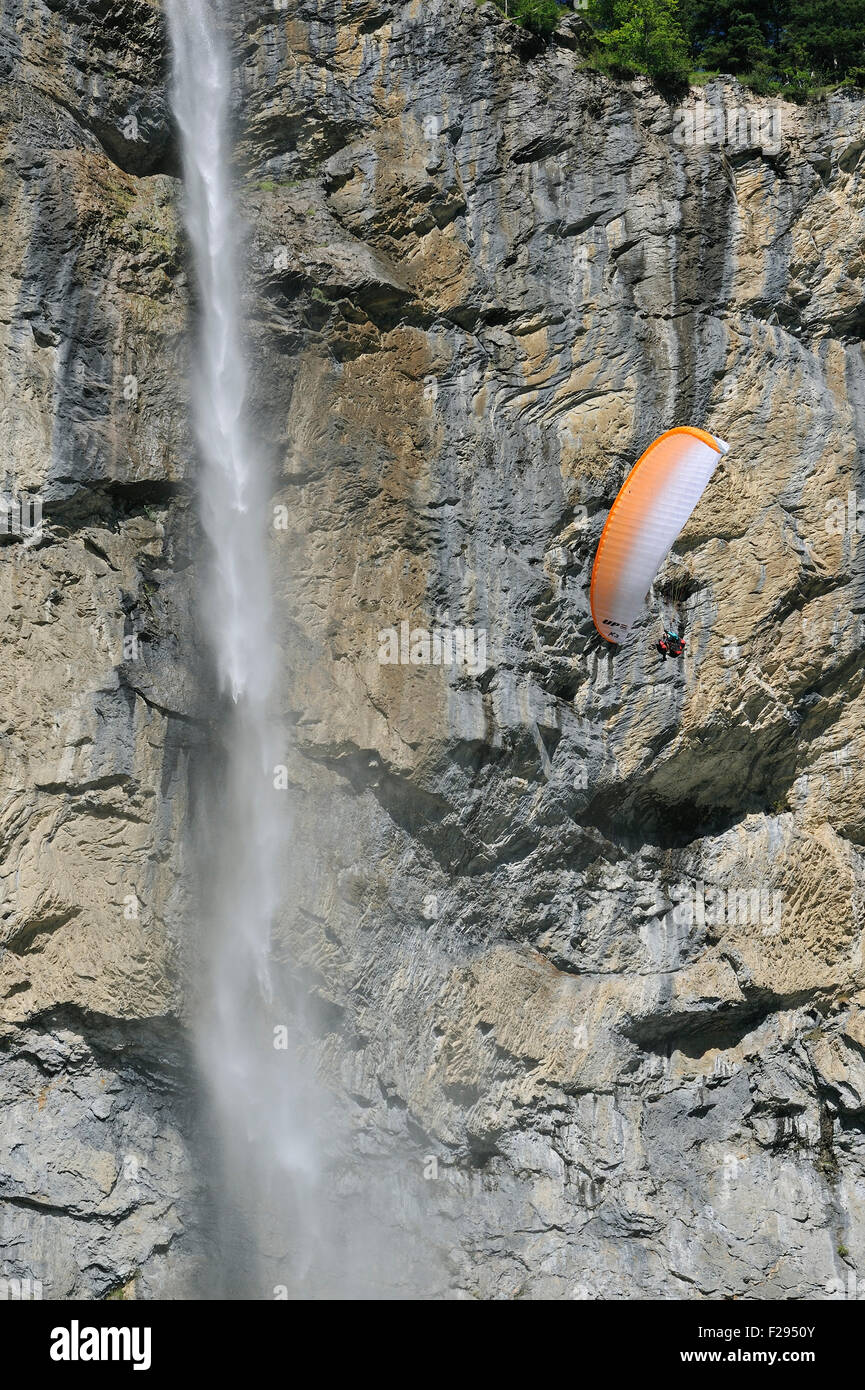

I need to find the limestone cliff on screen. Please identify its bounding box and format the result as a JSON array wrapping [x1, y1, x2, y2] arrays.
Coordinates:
[[3, 0, 865, 1299]]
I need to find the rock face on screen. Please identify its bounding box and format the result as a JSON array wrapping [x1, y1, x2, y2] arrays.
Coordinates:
[[3, 0, 865, 1299], [0, 0, 201, 1298]]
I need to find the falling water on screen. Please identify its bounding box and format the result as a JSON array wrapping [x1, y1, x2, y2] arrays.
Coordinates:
[[166, 0, 450, 1299], [166, 0, 318, 1295]]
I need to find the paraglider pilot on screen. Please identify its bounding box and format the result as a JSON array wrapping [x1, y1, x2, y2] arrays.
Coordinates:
[[657, 630, 685, 659]]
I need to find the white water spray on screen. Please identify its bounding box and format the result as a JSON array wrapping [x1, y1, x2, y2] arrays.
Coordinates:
[[167, 0, 449, 1298], [166, 0, 318, 1293]]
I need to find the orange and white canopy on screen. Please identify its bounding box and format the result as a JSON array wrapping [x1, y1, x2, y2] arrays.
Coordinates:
[[590, 427, 729, 645]]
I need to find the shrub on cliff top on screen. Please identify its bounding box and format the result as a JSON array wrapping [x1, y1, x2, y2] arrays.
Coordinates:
[[493, 0, 563, 36], [593, 0, 692, 83], [492, 0, 692, 82]]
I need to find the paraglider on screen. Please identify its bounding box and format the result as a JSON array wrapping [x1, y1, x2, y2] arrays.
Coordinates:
[[589, 427, 729, 646]]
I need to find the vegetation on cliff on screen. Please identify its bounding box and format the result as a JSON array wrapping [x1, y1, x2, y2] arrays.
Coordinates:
[[492, 0, 865, 97]]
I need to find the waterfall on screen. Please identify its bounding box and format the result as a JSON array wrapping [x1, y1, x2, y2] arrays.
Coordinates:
[[166, 0, 318, 1295], [166, 0, 446, 1299]]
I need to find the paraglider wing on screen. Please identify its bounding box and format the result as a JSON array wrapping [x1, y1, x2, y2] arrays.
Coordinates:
[[590, 427, 729, 645]]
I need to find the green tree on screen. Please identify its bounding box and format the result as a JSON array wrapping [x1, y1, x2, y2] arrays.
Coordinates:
[[599, 0, 691, 81], [704, 7, 768, 68], [784, 0, 865, 81], [678, 0, 787, 74]]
